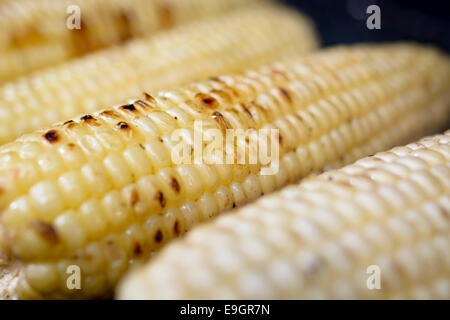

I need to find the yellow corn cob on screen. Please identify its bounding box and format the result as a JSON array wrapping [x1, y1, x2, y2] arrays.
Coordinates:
[[0, 0, 262, 83], [0, 4, 318, 145], [1, 44, 450, 299], [119, 131, 450, 300]]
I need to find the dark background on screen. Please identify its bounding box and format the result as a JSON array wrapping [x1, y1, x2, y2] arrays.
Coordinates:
[[284, 0, 450, 52]]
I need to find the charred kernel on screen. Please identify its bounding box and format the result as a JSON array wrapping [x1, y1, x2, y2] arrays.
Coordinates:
[[143, 92, 156, 104], [31, 220, 59, 244], [120, 104, 137, 112], [170, 177, 181, 193], [129, 189, 139, 206], [158, 3, 173, 29], [278, 134, 283, 144], [43, 130, 59, 143], [240, 103, 254, 119], [156, 191, 166, 208], [195, 93, 218, 108], [173, 221, 180, 235], [154, 230, 163, 243], [65, 122, 77, 132], [209, 76, 223, 82], [80, 114, 100, 126], [100, 110, 121, 119], [139, 144, 145, 150], [80, 115, 94, 121], [117, 10, 133, 42], [279, 88, 291, 102], [67, 143, 76, 149], [63, 120, 74, 125], [116, 122, 129, 130], [211, 111, 230, 132], [133, 243, 142, 256], [135, 100, 150, 109]]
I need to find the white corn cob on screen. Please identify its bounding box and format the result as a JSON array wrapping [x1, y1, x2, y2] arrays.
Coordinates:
[[0, 0, 263, 83], [0, 4, 319, 145], [119, 131, 450, 299]]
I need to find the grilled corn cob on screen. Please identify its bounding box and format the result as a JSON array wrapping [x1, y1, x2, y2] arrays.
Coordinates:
[[0, 0, 262, 83], [0, 4, 318, 145], [119, 130, 450, 299], [1, 43, 450, 299]]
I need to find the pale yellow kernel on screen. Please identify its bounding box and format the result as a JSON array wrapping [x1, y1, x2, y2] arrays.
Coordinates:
[[196, 163, 220, 191], [363, 223, 394, 252], [242, 174, 262, 201], [214, 185, 234, 211], [307, 140, 326, 172], [14, 226, 57, 260], [95, 127, 124, 153], [102, 190, 132, 229], [37, 151, 65, 177], [123, 145, 153, 177], [295, 147, 313, 177], [229, 182, 247, 207], [58, 171, 88, 208], [2, 196, 36, 229], [176, 164, 204, 200], [142, 139, 171, 170], [132, 116, 160, 138], [410, 170, 443, 196], [148, 111, 178, 133], [81, 161, 112, 197], [54, 210, 86, 251], [237, 271, 275, 299], [29, 180, 65, 220], [165, 107, 193, 125], [58, 142, 86, 168], [215, 164, 233, 184], [273, 162, 289, 189], [180, 201, 201, 232], [354, 191, 389, 220], [421, 202, 449, 231], [103, 154, 133, 188], [197, 193, 219, 221], [103, 235, 128, 284], [79, 199, 108, 238], [258, 173, 277, 195], [78, 134, 105, 159], [25, 263, 59, 293]]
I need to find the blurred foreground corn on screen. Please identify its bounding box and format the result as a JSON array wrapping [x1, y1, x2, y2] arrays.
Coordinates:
[[0, 44, 449, 299], [0, 0, 261, 83], [119, 131, 450, 299], [0, 4, 318, 145]]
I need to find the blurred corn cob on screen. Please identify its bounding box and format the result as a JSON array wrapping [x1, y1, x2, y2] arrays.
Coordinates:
[[0, 0, 263, 83], [1, 43, 450, 299], [119, 131, 450, 300], [0, 4, 319, 145]]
